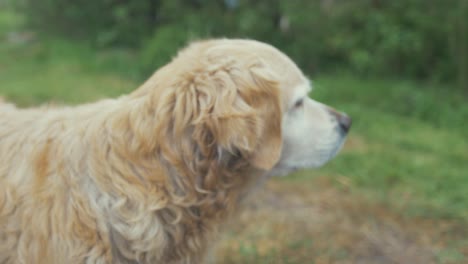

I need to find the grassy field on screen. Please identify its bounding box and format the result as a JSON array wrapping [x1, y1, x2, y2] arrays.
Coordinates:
[[1, 9, 467, 263]]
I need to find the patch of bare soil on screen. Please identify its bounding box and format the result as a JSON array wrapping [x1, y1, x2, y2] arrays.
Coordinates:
[[216, 178, 466, 264]]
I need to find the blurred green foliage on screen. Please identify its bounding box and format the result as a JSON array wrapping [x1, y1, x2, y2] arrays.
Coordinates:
[[13, 0, 468, 87]]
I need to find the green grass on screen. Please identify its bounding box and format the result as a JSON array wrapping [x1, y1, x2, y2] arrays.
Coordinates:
[[1, 8, 467, 262], [308, 77, 468, 221], [0, 8, 140, 105], [0, 40, 139, 106]]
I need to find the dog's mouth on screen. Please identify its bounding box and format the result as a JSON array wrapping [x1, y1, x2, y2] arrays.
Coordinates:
[[269, 131, 350, 178], [328, 135, 348, 162]]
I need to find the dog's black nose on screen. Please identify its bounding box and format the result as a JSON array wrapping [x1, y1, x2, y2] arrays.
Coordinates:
[[337, 113, 352, 133], [328, 108, 352, 133]]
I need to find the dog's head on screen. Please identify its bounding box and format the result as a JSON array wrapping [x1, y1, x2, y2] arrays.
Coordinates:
[[131, 39, 350, 180]]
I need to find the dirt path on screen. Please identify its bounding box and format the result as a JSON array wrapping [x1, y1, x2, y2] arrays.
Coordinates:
[[216, 178, 466, 263]]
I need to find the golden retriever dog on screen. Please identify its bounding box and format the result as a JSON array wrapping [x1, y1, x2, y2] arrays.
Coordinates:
[[0, 39, 351, 264]]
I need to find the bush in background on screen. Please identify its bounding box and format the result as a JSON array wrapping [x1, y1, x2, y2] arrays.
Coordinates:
[[14, 0, 468, 89]]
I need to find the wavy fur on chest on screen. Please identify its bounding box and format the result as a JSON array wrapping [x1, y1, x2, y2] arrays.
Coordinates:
[[0, 39, 283, 264]]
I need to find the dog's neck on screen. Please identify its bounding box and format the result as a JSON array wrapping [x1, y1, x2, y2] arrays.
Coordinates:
[[83, 112, 262, 263]]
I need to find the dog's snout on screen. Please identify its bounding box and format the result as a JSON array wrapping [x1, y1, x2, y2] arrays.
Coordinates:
[[328, 108, 352, 133]]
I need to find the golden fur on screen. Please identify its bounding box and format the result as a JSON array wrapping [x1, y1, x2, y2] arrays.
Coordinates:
[[0, 39, 285, 264]]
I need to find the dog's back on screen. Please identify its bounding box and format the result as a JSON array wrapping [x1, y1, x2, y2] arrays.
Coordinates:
[[0, 99, 121, 263]]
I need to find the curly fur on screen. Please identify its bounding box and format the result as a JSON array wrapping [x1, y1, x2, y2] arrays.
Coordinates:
[[0, 39, 284, 264]]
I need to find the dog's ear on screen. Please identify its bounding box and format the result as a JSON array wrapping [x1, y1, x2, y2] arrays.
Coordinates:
[[115, 58, 282, 172], [242, 66, 283, 170], [182, 61, 283, 171]]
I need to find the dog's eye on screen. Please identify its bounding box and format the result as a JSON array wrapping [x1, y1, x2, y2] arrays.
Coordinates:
[[294, 99, 304, 108]]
